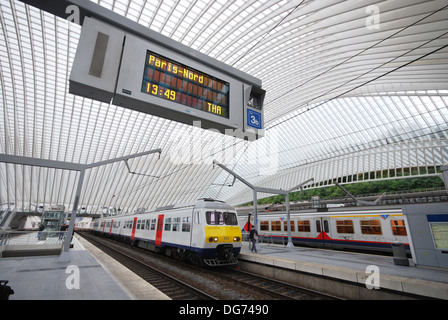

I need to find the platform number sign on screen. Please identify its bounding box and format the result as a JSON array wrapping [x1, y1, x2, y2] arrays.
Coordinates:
[[247, 109, 262, 129]]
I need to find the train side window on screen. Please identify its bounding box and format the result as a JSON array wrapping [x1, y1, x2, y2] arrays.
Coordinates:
[[182, 216, 191, 232], [165, 218, 172, 231], [172, 217, 181, 231], [194, 211, 202, 224], [360, 220, 382, 235], [316, 220, 321, 233], [391, 220, 407, 236], [298, 220, 311, 232], [150, 219, 156, 230], [145, 219, 150, 230], [284, 221, 295, 232], [323, 220, 329, 233], [156, 218, 163, 231], [260, 221, 269, 231], [271, 221, 281, 232], [336, 220, 354, 234]]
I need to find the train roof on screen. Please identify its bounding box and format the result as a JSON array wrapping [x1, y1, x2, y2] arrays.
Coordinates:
[[144, 198, 234, 214], [237, 204, 404, 218], [96, 199, 237, 220]]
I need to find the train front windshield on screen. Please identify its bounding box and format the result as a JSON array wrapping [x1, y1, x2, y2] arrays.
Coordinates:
[[206, 211, 238, 225]]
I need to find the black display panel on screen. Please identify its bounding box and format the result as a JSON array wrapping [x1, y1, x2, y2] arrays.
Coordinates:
[[141, 50, 230, 118]]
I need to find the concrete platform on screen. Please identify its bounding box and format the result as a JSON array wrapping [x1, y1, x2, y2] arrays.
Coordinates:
[[239, 242, 448, 299], [0, 234, 170, 300], [76, 234, 170, 300]]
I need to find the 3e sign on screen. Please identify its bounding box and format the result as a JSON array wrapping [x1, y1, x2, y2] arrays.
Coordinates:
[[247, 109, 262, 129], [70, 17, 265, 139]]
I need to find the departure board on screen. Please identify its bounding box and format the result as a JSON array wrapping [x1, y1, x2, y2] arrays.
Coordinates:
[[141, 50, 230, 118], [70, 18, 265, 139]]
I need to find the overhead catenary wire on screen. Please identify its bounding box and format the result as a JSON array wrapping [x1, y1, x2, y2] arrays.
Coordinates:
[[231, 0, 306, 67]]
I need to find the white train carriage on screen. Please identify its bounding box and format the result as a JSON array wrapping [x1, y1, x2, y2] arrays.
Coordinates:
[[91, 199, 242, 266], [239, 206, 410, 253]]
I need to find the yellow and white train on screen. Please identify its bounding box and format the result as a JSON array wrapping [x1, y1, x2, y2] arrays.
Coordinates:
[[90, 199, 242, 266]]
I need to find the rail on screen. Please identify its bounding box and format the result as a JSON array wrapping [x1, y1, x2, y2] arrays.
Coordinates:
[[77, 231, 217, 300]]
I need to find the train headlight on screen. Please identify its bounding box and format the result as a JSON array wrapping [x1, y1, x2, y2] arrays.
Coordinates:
[[233, 236, 241, 242], [209, 237, 219, 242]]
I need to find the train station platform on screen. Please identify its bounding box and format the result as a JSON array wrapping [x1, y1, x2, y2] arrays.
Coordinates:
[[0, 234, 170, 300], [239, 243, 448, 300]]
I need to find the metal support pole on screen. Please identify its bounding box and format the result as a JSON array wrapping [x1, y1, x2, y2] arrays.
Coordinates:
[[58, 169, 85, 262], [253, 189, 258, 232], [285, 193, 293, 248]]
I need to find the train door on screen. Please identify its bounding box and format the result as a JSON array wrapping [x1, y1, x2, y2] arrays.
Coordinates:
[[109, 219, 114, 235], [155, 214, 164, 246], [316, 217, 332, 248], [131, 217, 138, 240]]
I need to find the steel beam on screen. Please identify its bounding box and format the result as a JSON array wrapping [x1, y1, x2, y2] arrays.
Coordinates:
[[85, 149, 162, 169], [213, 160, 314, 248], [1, 150, 162, 261], [0, 154, 84, 171]]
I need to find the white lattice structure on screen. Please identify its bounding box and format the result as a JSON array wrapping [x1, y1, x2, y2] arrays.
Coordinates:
[[1, 0, 447, 212]]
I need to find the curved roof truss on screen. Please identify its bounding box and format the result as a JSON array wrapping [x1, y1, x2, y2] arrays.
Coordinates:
[[1, 0, 447, 213]]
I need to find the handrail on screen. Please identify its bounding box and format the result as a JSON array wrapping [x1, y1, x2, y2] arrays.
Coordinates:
[[0, 230, 68, 246]]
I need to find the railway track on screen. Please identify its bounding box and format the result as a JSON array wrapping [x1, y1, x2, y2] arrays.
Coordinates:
[[217, 268, 341, 300], [77, 232, 216, 300]]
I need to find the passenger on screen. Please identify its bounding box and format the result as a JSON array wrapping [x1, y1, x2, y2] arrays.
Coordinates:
[[249, 228, 258, 253], [37, 223, 44, 240], [59, 223, 68, 240]]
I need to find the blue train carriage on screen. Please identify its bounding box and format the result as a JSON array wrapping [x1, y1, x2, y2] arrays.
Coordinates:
[[90, 199, 242, 266], [239, 206, 410, 254]]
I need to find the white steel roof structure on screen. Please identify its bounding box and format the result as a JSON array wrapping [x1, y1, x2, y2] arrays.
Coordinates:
[[1, 0, 447, 213]]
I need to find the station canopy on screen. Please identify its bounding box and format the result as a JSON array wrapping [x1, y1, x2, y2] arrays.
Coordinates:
[[1, 0, 447, 213]]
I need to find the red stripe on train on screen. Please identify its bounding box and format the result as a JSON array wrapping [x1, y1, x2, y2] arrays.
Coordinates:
[[131, 217, 137, 240]]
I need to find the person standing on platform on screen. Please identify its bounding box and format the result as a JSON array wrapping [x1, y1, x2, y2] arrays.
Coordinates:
[[249, 228, 258, 253], [59, 223, 68, 240], [37, 223, 44, 240]]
